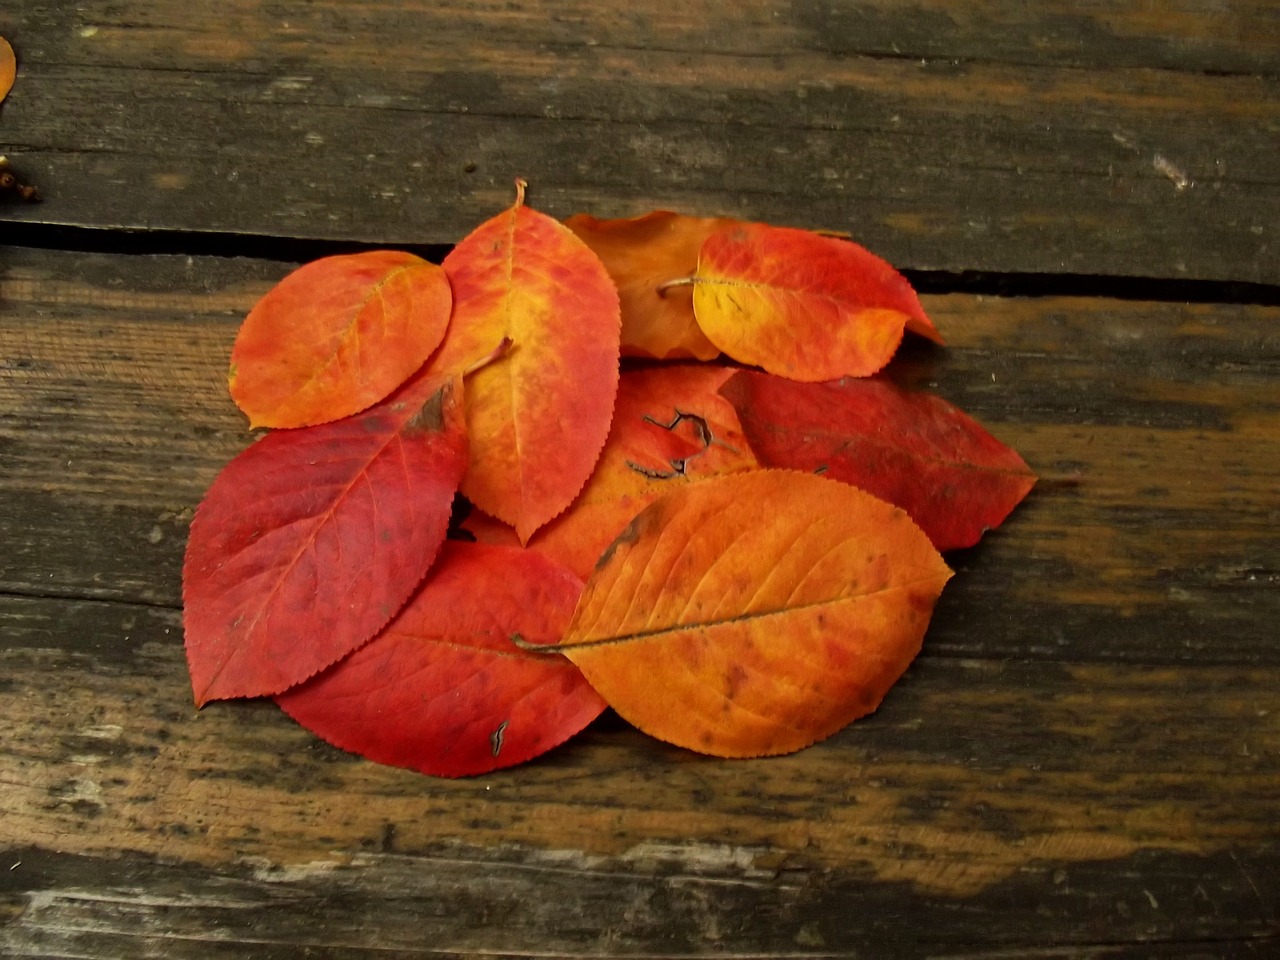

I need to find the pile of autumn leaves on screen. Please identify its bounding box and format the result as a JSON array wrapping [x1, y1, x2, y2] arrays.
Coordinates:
[[183, 181, 1035, 777]]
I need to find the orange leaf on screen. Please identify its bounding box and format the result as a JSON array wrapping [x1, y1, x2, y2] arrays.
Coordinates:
[[498, 363, 757, 579], [692, 223, 937, 381], [0, 38, 15, 103], [183, 368, 467, 706], [277, 542, 605, 777], [229, 251, 451, 429], [430, 181, 621, 542], [564, 211, 735, 360], [559, 471, 952, 758]]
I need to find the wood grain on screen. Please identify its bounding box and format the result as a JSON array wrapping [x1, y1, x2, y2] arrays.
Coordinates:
[[2, 245, 1278, 955], [1, 0, 1278, 282], [2, 596, 1277, 955]]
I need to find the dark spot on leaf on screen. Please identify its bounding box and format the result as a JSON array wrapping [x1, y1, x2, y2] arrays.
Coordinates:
[[625, 458, 685, 480], [595, 512, 648, 570], [490, 720, 509, 757], [406, 387, 447, 433], [627, 410, 715, 479], [725, 662, 749, 699]]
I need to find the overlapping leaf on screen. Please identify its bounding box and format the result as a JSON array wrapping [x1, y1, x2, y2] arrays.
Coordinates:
[[465, 363, 758, 579], [277, 542, 605, 777], [692, 222, 939, 381], [564, 211, 736, 360], [559, 471, 953, 757], [721, 371, 1037, 550], [429, 181, 621, 542], [183, 369, 467, 706], [0, 38, 14, 104], [229, 251, 451, 429]]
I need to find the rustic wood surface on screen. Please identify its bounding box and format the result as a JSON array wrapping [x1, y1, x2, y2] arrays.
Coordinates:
[[2, 2, 1279, 957], [1, 0, 1279, 282], [2, 248, 1277, 957]]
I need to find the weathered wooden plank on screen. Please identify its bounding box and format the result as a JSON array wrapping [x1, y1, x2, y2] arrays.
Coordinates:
[[2, 590, 1277, 956], [3, 247, 1277, 665], [1, 844, 1277, 958], [1, 1, 1278, 282], [12, 0, 1280, 75]]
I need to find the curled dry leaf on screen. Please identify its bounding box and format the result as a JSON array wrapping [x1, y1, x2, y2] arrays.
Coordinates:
[[229, 251, 451, 429], [564, 211, 735, 361], [466, 363, 758, 579], [692, 223, 938, 381], [183, 369, 467, 706], [430, 180, 621, 542], [0, 37, 14, 104], [278, 542, 605, 777], [559, 471, 953, 758], [721, 371, 1037, 551]]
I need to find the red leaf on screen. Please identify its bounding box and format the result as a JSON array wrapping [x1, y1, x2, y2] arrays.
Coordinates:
[[183, 369, 468, 706], [720, 371, 1036, 550], [276, 542, 606, 777]]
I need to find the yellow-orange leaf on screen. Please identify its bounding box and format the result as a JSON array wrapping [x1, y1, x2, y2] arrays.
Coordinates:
[[559, 471, 953, 758], [693, 223, 936, 381], [229, 251, 451, 429], [430, 181, 621, 542], [1, 37, 15, 103], [564, 211, 736, 360]]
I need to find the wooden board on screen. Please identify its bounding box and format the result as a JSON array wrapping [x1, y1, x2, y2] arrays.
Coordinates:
[[2, 246, 1277, 956], [2, 0, 1279, 283]]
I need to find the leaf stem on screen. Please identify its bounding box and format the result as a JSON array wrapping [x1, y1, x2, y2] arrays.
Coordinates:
[[464, 337, 514, 377], [508, 633, 568, 657], [655, 275, 699, 298]]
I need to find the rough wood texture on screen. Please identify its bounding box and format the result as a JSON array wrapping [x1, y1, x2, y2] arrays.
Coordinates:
[[2, 247, 1278, 957], [1, 0, 1279, 282], [3, 1, 1280, 954]]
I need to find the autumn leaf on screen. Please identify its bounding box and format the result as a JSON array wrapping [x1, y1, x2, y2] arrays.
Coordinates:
[[0, 38, 14, 104], [183, 368, 467, 706], [721, 371, 1037, 550], [277, 541, 605, 777], [690, 223, 938, 381], [564, 211, 736, 360], [228, 251, 451, 429], [559, 471, 953, 758], [466, 363, 758, 579], [428, 180, 621, 543]]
